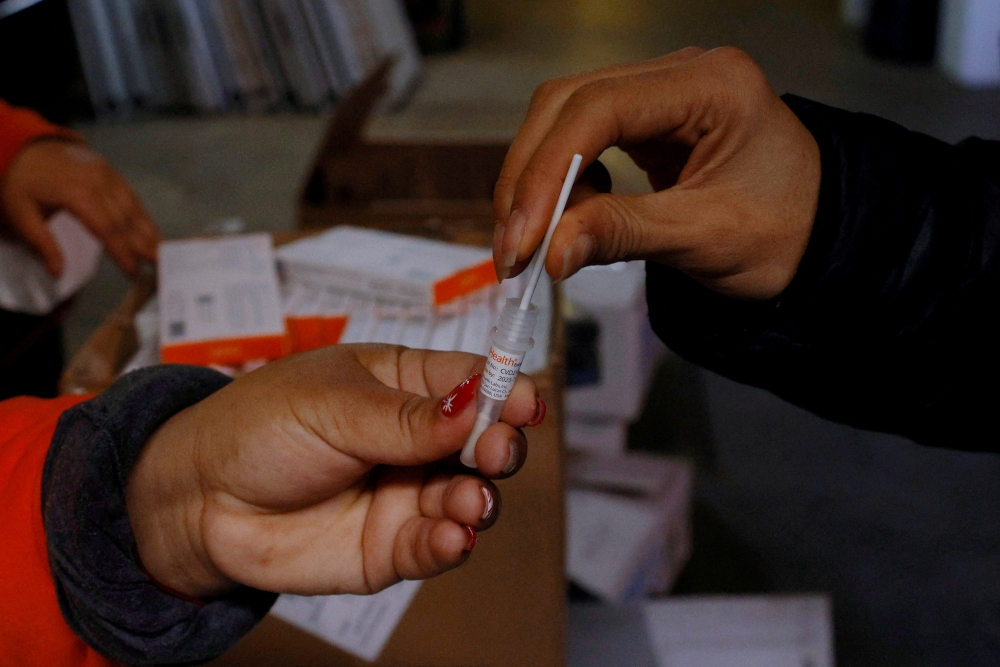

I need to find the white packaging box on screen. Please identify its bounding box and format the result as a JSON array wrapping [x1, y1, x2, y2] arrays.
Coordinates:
[[643, 595, 834, 667], [283, 284, 350, 352], [566, 453, 693, 604], [158, 233, 287, 366], [0, 211, 102, 316], [562, 261, 664, 424], [938, 0, 1000, 87], [565, 417, 629, 456], [277, 226, 497, 308]]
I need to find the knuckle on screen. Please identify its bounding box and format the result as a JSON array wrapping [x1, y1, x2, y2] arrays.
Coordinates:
[[529, 77, 569, 108], [711, 47, 766, 84], [570, 78, 614, 107], [709, 45, 752, 67], [493, 170, 518, 206], [607, 198, 643, 259], [398, 394, 424, 449], [675, 45, 708, 59]]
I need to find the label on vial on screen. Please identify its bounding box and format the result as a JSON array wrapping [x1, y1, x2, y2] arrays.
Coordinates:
[[481, 344, 526, 401]]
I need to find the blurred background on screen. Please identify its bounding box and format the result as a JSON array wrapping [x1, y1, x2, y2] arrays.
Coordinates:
[[2, 0, 1000, 665]]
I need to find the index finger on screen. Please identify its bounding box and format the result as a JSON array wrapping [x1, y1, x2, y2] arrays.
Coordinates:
[[504, 50, 740, 276], [495, 48, 707, 223]]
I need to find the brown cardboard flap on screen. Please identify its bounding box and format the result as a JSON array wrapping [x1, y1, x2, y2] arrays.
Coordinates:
[[59, 271, 155, 396], [297, 62, 508, 236]]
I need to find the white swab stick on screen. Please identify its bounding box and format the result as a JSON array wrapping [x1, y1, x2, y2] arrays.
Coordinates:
[[518, 154, 584, 311]]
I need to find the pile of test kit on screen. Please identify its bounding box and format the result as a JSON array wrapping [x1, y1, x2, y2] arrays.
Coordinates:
[[139, 226, 552, 380], [62, 69, 570, 667]]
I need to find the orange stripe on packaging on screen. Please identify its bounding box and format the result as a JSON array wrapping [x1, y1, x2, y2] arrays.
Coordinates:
[[433, 259, 498, 306], [161, 334, 288, 366]]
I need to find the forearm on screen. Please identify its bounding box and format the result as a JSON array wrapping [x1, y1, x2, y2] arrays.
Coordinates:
[[646, 95, 1000, 451]]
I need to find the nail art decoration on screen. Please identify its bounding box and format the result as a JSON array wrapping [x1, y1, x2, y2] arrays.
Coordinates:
[[441, 374, 481, 417], [463, 525, 477, 551], [481, 486, 495, 520], [502, 440, 519, 474]]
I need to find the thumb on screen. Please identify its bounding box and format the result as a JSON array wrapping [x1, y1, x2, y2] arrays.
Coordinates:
[[545, 191, 659, 280], [330, 373, 482, 467], [6, 203, 64, 276]]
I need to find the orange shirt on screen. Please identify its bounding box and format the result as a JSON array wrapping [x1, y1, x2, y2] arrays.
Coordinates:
[[0, 396, 118, 667], [0, 104, 116, 665], [0, 99, 77, 180]]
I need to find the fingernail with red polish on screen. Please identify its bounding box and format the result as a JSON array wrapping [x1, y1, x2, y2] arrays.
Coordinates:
[[441, 374, 480, 417], [463, 525, 477, 551], [527, 398, 547, 427]]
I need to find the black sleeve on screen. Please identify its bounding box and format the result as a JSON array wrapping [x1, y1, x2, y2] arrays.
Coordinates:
[[645, 94, 1000, 452], [43, 365, 278, 666]]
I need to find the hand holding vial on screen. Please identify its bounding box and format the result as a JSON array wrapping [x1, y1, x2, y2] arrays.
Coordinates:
[[125, 344, 542, 600]]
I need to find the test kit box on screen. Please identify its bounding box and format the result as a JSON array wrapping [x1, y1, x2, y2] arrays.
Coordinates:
[[283, 285, 349, 353], [566, 452, 693, 603], [277, 225, 496, 307], [158, 234, 288, 366]]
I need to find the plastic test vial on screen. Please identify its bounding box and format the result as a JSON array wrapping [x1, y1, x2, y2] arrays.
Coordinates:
[[459, 152, 582, 468], [458, 298, 538, 468]]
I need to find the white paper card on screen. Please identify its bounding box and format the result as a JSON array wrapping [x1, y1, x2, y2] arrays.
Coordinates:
[[158, 233, 285, 345], [270, 580, 422, 662], [643, 595, 834, 667]]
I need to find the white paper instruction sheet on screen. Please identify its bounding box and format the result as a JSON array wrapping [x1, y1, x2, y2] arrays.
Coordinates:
[[270, 580, 422, 662]]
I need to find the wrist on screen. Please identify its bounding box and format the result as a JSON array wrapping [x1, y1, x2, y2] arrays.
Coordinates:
[[126, 406, 235, 599]]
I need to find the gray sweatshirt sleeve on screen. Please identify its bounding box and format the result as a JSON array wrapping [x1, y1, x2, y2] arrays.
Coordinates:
[[42, 365, 278, 666]]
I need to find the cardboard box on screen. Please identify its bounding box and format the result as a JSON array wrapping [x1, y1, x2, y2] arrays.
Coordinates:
[[295, 61, 505, 248], [62, 66, 566, 665], [283, 285, 349, 352], [938, 0, 1000, 88], [562, 261, 664, 425]]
